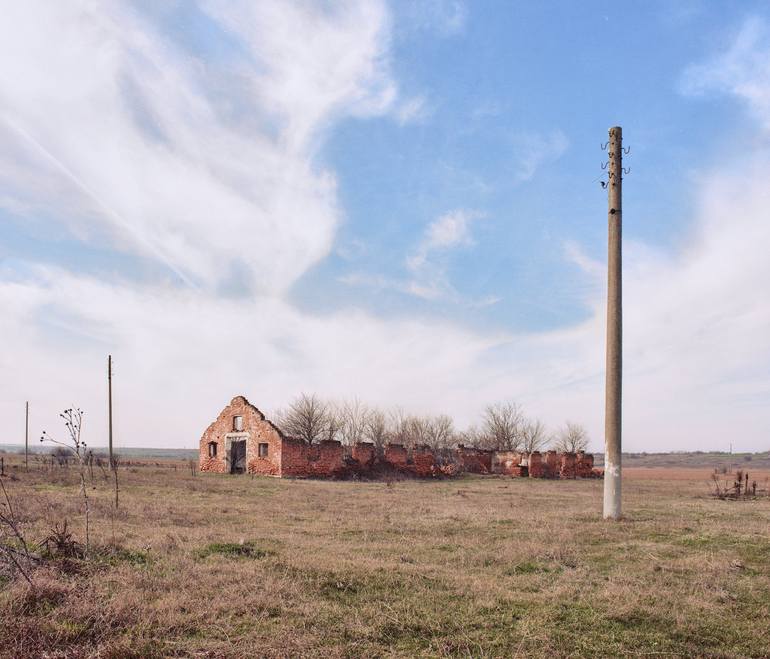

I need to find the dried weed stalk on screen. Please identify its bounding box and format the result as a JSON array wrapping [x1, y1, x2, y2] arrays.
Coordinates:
[[0, 478, 37, 584], [40, 408, 91, 555]]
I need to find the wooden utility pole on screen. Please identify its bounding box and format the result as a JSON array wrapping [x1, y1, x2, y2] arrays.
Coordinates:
[[25, 401, 29, 470], [108, 355, 114, 471], [603, 126, 623, 520]]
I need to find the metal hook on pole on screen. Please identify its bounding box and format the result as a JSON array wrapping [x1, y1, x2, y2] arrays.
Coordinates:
[[601, 141, 609, 151], [622, 167, 631, 175], [601, 161, 608, 170]]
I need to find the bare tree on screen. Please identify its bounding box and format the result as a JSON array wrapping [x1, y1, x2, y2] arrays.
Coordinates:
[[323, 401, 343, 442], [521, 419, 548, 454], [338, 398, 370, 446], [457, 424, 484, 448], [405, 416, 432, 446], [425, 415, 455, 451], [388, 407, 411, 445], [382, 409, 439, 448], [364, 408, 389, 453], [480, 402, 523, 451], [553, 422, 589, 453], [40, 407, 91, 554], [273, 394, 328, 444]]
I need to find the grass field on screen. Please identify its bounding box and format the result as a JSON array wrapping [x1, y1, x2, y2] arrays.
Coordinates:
[[1, 456, 769, 657]]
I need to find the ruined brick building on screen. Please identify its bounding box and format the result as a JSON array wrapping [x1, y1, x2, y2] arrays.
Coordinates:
[[199, 396, 599, 479]]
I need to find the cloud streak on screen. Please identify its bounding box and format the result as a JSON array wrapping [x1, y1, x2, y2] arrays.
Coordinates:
[[681, 17, 770, 131], [342, 209, 486, 302], [511, 130, 569, 184], [407, 209, 482, 270], [0, 1, 401, 293]]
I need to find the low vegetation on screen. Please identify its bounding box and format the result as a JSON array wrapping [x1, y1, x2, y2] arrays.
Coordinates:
[[1, 455, 769, 657]]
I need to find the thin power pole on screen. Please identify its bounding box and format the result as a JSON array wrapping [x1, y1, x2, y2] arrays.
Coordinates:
[[603, 126, 623, 520], [25, 401, 29, 470], [108, 355, 114, 470]]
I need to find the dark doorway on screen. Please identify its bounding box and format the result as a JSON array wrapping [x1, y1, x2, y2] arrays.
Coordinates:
[[230, 439, 247, 474]]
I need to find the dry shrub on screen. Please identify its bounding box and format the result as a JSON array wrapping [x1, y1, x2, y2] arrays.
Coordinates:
[[40, 520, 84, 559]]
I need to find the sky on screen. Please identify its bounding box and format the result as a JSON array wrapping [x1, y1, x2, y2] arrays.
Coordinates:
[[1, 0, 769, 452]]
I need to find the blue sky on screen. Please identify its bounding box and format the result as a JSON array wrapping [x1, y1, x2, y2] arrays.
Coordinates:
[[1, 1, 769, 451], [300, 1, 748, 328]]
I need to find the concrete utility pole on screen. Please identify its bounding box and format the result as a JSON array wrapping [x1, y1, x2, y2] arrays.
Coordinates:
[[603, 126, 623, 520], [25, 401, 29, 470], [108, 355, 114, 470]]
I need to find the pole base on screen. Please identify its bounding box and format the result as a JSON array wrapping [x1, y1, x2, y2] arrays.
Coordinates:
[[602, 461, 622, 520]]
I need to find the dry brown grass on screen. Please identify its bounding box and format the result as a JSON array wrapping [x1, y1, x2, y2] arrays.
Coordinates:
[[624, 467, 770, 482], [1, 455, 769, 657]]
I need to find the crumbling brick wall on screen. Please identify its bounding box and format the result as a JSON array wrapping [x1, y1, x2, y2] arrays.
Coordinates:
[[484, 449, 597, 479], [543, 450, 560, 478], [491, 451, 523, 476], [456, 445, 493, 474], [384, 443, 408, 469], [528, 451, 545, 477], [199, 396, 283, 475], [281, 438, 345, 478], [352, 442, 375, 467], [410, 446, 436, 477], [559, 452, 577, 479], [575, 452, 594, 478]]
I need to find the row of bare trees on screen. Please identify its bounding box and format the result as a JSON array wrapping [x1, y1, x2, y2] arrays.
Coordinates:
[[272, 394, 590, 454]]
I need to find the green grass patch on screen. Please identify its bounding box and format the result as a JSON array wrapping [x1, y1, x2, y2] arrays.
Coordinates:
[[504, 561, 555, 575], [195, 541, 275, 560], [95, 546, 151, 566], [435, 543, 459, 552]]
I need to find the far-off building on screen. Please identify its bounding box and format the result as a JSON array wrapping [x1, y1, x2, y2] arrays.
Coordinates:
[[199, 395, 598, 479]]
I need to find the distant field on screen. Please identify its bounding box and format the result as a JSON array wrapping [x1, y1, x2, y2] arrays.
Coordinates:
[[624, 467, 770, 482], [3, 444, 768, 469], [1, 454, 769, 657], [0, 444, 198, 460], [597, 451, 770, 470]]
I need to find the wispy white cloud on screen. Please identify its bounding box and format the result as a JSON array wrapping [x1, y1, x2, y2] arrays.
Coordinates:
[[432, 0, 467, 36], [407, 209, 482, 271], [400, 1, 467, 38], [342, 209, 486, 303], [681, 17, 770, 130], [0, 1, 403, 294], [511, 130, 569, 183], [394, 95, 432, 125], [470, 101, 504, 121], [563, 241, 604, 280], [339, 272, 445, 300]]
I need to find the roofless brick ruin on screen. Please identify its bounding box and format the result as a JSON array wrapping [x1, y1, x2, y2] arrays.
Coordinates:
[[199, 396, 600, 479]]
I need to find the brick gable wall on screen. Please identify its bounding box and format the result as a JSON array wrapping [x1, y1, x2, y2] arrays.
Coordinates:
[[199, 396, 283, 475]]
